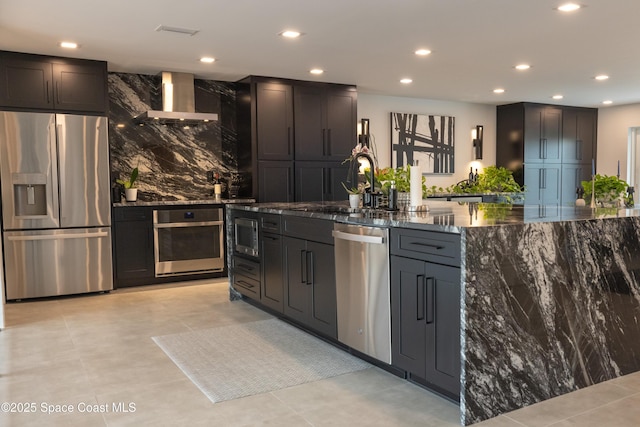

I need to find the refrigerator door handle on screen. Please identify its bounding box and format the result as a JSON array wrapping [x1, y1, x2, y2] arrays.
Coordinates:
[[6, 231, 109, 241]]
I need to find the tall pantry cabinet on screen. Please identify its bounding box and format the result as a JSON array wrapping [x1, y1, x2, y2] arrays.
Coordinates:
[[237, 76, 357, 202], [497, 102, 597, 216]]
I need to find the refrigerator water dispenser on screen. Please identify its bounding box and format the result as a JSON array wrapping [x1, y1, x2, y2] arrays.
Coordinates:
[[13, 173, 47, 217]]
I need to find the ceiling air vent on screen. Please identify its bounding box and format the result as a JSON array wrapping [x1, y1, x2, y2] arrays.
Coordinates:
[[154, 25, 199, 36]]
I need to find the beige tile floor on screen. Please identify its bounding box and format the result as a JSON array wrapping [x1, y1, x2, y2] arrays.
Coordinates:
[[0, 278, 639, 427]]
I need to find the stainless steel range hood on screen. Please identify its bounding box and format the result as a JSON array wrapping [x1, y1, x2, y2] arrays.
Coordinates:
[[134, 72, 218, 123]]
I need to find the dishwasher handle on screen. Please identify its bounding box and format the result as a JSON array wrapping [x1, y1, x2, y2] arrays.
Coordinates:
[[332, 229, 385, 244]]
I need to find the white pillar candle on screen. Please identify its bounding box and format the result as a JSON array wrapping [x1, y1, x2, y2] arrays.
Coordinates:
[[410, 160, 423, 207]]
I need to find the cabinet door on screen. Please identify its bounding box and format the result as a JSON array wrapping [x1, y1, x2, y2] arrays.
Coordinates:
[[524, 106, 562, 163], [295, 162, 325, 202], [424, 262, 461, 396], [283, 236, 310, 325], [295, 161, 351, 202], [258, 160, 294, 202], [563, 109, 596, 164], [261, 232, 284, 313], [307, 240, 337, 338], [0, 54, 53, 109], [324, 88, 357, 161], [294, 85, 325, 160], [52, 62, 108, 113], [113, 219, 154, 286], [561, 164, 590, 206], [524, 165, 561, 204], [391, 255, 427, 378], [256, 82, 294, 160]]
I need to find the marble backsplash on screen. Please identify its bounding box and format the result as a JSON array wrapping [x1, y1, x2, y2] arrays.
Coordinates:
[[108, 72, 247, 201]]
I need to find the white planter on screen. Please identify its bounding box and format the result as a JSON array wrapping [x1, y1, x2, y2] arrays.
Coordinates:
[[124, 188, 138, 202], [349, 193, 360, 209]]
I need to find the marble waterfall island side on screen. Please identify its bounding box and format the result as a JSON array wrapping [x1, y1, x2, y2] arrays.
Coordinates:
[[463, 214, 640, 424]]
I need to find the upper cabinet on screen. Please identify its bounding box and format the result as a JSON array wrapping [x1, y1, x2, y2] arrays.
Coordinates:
[[523, 105, 562, 164], [562, 107, 597, 164], [294, 84, 357, 161], [237, 76, 357, 202], [0, 51, 108, 114], [256, 82, 294, 160]]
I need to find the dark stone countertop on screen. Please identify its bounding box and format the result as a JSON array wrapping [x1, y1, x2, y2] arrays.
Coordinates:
[[226, 200, 640, 233], [113, 198, 255, 207]]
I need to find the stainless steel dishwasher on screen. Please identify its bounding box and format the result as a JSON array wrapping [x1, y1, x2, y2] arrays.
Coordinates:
[[332, 223, 391, 364]]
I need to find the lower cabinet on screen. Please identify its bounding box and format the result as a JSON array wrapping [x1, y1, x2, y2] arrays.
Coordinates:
[[390, 228, 461, 399], [113, 207, 154, 287], [260, 231, 284, 312], [283, 236, 337, 338]]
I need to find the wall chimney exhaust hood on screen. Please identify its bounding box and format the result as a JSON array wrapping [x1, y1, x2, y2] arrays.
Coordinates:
[[134, 72, 218, 124]]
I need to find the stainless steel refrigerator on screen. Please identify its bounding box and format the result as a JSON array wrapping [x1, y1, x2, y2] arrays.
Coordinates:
[[0, 111, 113, 300]]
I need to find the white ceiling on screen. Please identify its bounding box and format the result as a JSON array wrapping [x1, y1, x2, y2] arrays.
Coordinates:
[[1, 0, 638, 108]]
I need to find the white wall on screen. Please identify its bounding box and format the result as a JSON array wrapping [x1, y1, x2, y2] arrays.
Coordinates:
[[357, 93, 496, 190], [597, 103, 640, 180]]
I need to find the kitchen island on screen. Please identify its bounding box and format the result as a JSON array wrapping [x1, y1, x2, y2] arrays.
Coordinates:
[[226, 201, 640, 425]]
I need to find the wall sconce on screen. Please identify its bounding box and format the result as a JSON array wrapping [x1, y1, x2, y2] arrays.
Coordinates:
[[358, 118, 370, 148], [472, 125, 483, 160]]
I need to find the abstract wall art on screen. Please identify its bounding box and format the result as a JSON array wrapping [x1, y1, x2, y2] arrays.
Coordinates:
[[390, 112, 455, 174]]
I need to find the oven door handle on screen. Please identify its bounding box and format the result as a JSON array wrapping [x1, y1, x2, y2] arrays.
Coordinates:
[[154, 220, 223, 228]]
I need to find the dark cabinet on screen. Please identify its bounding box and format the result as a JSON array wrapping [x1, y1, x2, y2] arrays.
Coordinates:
[[113, 207, 154, 287], [390, 228, 461, 399], [237, 76, 357, 203], [260, 214, 284, 313], [256, 82, 294, 160], [523, 105, 562, 163], [283, 236, 337, 338], [258, 160, 294, 202], [295, 161, 350, 202], [294, 85, 357, 161], [0, 51, 108, 114], [562, 108, 597, 164], [523, 164, 562, 205], [497, 102, 598, 206]]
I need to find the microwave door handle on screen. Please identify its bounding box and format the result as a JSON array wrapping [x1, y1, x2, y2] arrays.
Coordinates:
[[154, 220, 223, 228]]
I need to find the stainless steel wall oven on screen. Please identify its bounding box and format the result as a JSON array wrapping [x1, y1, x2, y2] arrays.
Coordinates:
[[153, 208, 224, 277]]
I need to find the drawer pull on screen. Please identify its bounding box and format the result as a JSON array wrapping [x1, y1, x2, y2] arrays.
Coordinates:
[[236, 263, 255, 272], [235, 280, 255, 290], [410, 241, 444, 250]]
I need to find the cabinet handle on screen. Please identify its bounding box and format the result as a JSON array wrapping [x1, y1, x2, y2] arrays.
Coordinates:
[[288, 127, 292, 155], [46, 81, 50, 103], [576, 139, 582, 160], [426, 277, 435, 324], [327, 129, 332, 155], [322, 129, 327, 155], [307, 251, 314, 285], [263, 235, 278, 241], [539, 138, 544, 159], [417, 274, 425, 321], [300, 250, 307, 284], [409, 241, 444, 250], [235, 280, 255, 290], [236, 263, 255, 272], [543, 138, 548, 159], [56, 81, 60, 104]]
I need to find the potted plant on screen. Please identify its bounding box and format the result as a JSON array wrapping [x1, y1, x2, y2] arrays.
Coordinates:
[[581, 174, 628, 207], [342, 182, 361, 208], [117, 167, 139, 202]]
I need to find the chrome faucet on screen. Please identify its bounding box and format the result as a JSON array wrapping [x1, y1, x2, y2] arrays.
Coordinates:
[[352, 152, 378, 208]]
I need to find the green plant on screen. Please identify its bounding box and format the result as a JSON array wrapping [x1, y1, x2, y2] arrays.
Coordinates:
[[341, 182, 361, 195], [581, 174, 627, 202], [375, 166, 426, 196], [116, 167, 139, 189]]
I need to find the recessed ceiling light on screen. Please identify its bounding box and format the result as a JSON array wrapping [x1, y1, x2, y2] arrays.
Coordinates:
[[415, 49, 431, 56], [552, 95, 564, 100], [557, 3, 581, 12], [59, 41, 78, 49], [200, 57, 215, 63], [400, 78, 413, 84], [493, 88, 505, 94], [602, 100, 613, 105], [515, 64, 531, 70], [279, 30, 302, 38], [594, 75, 609, 81], [310, 69, 324, 75]]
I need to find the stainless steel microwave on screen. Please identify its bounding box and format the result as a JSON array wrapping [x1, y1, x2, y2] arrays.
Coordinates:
[[234, 217, 259, 258]]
